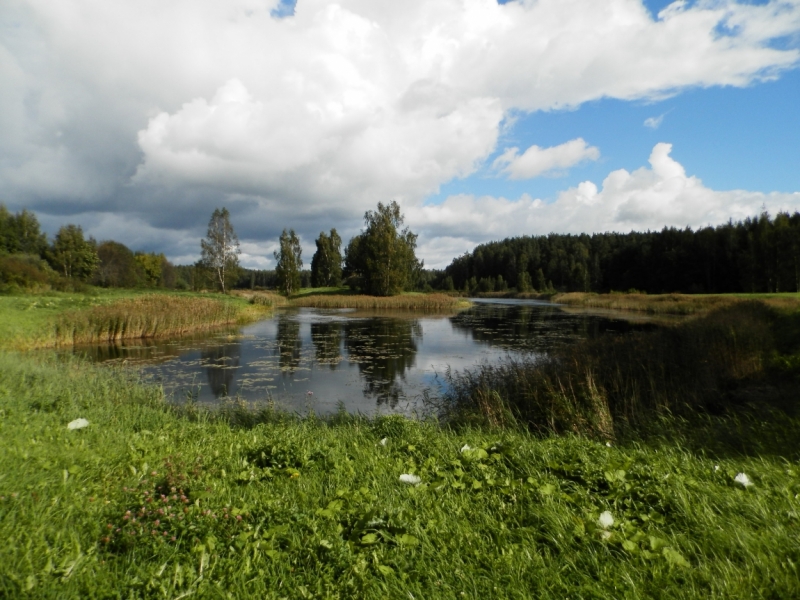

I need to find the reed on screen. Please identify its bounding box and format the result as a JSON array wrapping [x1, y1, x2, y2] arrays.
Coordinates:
[[290, 293, 468, 310], [552, 291, 800, 315], [442, 301, 796, 439], [54, 294, 269, 345]]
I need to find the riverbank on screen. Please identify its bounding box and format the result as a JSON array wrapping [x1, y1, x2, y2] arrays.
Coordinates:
[[0, 289, 281, 350], [468, 290, 800, 315], [1, 350, 798, 598], [441, 300, 800, 443], [290, 290, 469, 311]]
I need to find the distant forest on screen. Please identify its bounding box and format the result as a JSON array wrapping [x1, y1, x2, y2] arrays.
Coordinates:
[[5, 202, 800, 295], [440, 212, 800, 294]]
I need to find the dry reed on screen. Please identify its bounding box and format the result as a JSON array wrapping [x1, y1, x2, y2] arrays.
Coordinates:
[[290, 293, 468, 311], [54, 294, 268, 345], [552, 292, 800, 315]]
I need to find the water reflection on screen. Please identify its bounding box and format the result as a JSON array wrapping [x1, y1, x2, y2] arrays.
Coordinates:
[[276, 314, 302, 373], [202, 342, 241, 397], [342, 318, 421, 407], [69, 301, 661, 416], [311, 322, 342, 368]]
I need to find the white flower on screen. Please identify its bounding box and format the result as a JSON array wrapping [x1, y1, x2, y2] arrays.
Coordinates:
[[460, 444, 472, 453], [380, 438, 388, 446], [399, 474, 421, 485], [67, 418, 90, 430], [597, 511, 614, 529], [605, 442, 612, 447], [714, 465, 720, 472], [734, 473, 753, 488]]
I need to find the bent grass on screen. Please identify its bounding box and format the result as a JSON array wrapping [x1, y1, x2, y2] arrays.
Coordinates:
[[1, 352, 799, 598]]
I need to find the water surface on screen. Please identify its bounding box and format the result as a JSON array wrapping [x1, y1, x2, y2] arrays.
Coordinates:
[[75, 299, 658, 416]]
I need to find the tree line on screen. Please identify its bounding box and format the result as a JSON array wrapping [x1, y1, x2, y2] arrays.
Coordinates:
[[441, 211, 800, 294], [0, 205, 180, 292], [1, 200, 424, 296]]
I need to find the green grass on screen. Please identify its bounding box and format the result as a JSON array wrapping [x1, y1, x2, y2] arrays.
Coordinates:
[[0, 289, 271, 350], [1, 352, 799, 598]]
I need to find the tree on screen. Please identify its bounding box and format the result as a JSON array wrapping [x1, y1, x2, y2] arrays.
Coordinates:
[[0, 205, 47, 257], [200, 207, 240, 293], [348, 201, 421, 296], [274, 229, 302, 296], [94, 241, 142, 287], [310, 228, 343, 287], [49, 224, 99, 280]]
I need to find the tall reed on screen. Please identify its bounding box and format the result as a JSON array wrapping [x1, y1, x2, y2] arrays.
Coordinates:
[[54, 294, 265, 345], [290, 293, 467, 310], [442, 301, 786, 438]]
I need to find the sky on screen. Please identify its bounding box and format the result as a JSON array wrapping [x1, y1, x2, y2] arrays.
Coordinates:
[[1, 0, 800, 269]]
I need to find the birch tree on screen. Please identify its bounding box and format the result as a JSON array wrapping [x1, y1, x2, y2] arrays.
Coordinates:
[[200, 207, 240, 293]]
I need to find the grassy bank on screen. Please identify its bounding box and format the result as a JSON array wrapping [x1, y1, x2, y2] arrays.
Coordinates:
[[441, 301, 800, 443], [551, 291, 800, 315], [1, 352, 799, 598], [290, 291, 469, 311], [0, 289, 281, 350]]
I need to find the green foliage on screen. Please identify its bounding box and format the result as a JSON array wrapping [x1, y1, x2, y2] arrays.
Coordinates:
[[200, 207, 240, 293], [310, 229, 343, 287], [345, 201, 421, 296], [445, 210, 800, 294], [274, 229, 303, 296], [93, 241, 142, 288], [1, 352, 800, 598], [0, 205, 48, 256], [0, 254, 54, 291], [48, 224, 99, 281]]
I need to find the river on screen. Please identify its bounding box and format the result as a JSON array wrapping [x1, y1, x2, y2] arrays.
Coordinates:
[[72, 299, 660, 416]]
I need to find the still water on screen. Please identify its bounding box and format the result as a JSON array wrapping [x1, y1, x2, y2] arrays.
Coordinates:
[[75, 299, 657, 416]]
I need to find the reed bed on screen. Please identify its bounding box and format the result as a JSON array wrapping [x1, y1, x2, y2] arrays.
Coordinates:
[[290, 293, 468, 310], [54, 294, 268, 345], [230, 289, 289, 308], [442, 301, 798, 441], [550, 291, 800, 315]]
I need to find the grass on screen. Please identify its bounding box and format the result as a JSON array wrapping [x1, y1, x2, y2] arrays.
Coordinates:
[[290, 291, 469, 311], [440, 301, 800, 442], [2, 353, 800, 598], [0, 289, 277, 350], [552, 291, 800, 315]]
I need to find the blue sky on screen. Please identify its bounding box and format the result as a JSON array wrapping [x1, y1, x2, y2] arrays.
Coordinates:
[[2, 0, 800, 267]]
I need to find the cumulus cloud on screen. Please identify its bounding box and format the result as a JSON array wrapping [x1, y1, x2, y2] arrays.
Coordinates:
[[410, 143, 800, 267], [1, 0, 800, 265], [492, 138, 600, 179]]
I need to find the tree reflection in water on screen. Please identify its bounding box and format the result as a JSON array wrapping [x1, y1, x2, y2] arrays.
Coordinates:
[[310, 322, 342, 369], [342, 318, 421, 408], [201, 342, 241, 398], [275, 314, 302, 373]]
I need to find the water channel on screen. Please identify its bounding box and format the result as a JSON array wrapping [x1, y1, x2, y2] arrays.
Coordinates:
[[74, 299, 661, 416]]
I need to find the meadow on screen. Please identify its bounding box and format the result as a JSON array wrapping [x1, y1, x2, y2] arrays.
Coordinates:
[[1, 351, 799, 599], [1, 290, 799, 598]]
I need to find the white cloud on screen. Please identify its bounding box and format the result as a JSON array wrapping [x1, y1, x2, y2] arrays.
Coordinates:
[[410, 143, 800, 268], [492, 138, 600, 179], [1, 0, 800, 265], [644, 114, 665, 129]]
